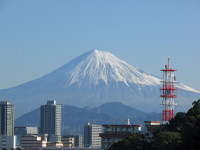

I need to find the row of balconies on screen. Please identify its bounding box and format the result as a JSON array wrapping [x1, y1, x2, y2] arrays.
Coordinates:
[[104, 131, 135, 134]]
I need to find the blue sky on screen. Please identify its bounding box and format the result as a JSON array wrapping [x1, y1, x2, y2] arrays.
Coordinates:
[[0, 0, 200, 91]]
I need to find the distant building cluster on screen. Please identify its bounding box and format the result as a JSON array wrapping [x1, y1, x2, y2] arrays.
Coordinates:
[[0, 100, 83, 150], [0, 100, 163, 150]]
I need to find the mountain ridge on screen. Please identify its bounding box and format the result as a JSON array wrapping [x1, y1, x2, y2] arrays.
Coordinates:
[[15, 102, 162, 135]]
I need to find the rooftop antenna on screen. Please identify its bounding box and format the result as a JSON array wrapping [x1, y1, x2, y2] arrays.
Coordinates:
[[126, 116, 130, 125], [168, 58, 170, 69]]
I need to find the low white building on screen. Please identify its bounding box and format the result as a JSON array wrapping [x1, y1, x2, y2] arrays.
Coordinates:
[[62, 136, 74, 148], [15, 126, 39, 145], [0, 135, 17, 150], [100, 121, 142, 150], [21, 135, 47, 148], [46, 142, 63, 148]]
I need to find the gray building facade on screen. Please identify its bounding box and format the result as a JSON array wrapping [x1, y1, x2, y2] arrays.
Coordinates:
[[40, 100, 61, 142], [74, 135, 83, 148], [0, 101, 14, 136], [84, 123, 102, 148]]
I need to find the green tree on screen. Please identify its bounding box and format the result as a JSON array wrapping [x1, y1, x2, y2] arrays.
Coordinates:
[[108, 135, 151, 150], [182, 99, 200, 150], [165, 112, 185, 133], [152, 131, 182, 150]]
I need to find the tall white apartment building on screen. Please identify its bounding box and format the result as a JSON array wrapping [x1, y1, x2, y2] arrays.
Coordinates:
[[0, 101, 16, 150], [84, 123, 102, 148], [0, 101, 14, 136]]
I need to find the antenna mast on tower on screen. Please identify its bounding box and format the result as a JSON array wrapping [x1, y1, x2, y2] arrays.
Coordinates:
[[160, 58, 177, 122]]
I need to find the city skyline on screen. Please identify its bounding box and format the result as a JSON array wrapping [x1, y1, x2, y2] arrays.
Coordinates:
[[0, 0, 200, 91]]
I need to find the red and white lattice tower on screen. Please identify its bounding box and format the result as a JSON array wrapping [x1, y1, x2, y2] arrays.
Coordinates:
[[160, 58, 177, 122]]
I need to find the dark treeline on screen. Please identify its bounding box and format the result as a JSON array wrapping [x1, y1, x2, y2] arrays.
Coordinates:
[[109, 99, 200, 150]]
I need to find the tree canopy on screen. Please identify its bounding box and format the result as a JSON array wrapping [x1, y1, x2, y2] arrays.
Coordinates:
[[152, 132, 182, 150]]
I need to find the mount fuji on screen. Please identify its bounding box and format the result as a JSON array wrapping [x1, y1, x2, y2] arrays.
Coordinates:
[[0, 50, 199, 117]]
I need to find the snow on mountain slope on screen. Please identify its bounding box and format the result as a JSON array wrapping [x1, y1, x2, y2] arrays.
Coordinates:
[[176, 83, 200, 93], [0, 49, 199, 117], [64, 50, 161, 87]]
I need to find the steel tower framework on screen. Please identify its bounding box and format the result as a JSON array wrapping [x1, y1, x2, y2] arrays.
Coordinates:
[[160, 58, 177, 122]]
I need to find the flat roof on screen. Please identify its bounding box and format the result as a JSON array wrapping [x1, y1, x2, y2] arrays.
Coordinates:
[[144, 121, 162, 123], [100, 133, 142, 138], [102, 124, 142, 127], [0, 101, 11, 105]]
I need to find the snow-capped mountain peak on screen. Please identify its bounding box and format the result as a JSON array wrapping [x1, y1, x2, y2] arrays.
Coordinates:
[[64, 49, 161, 87]]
